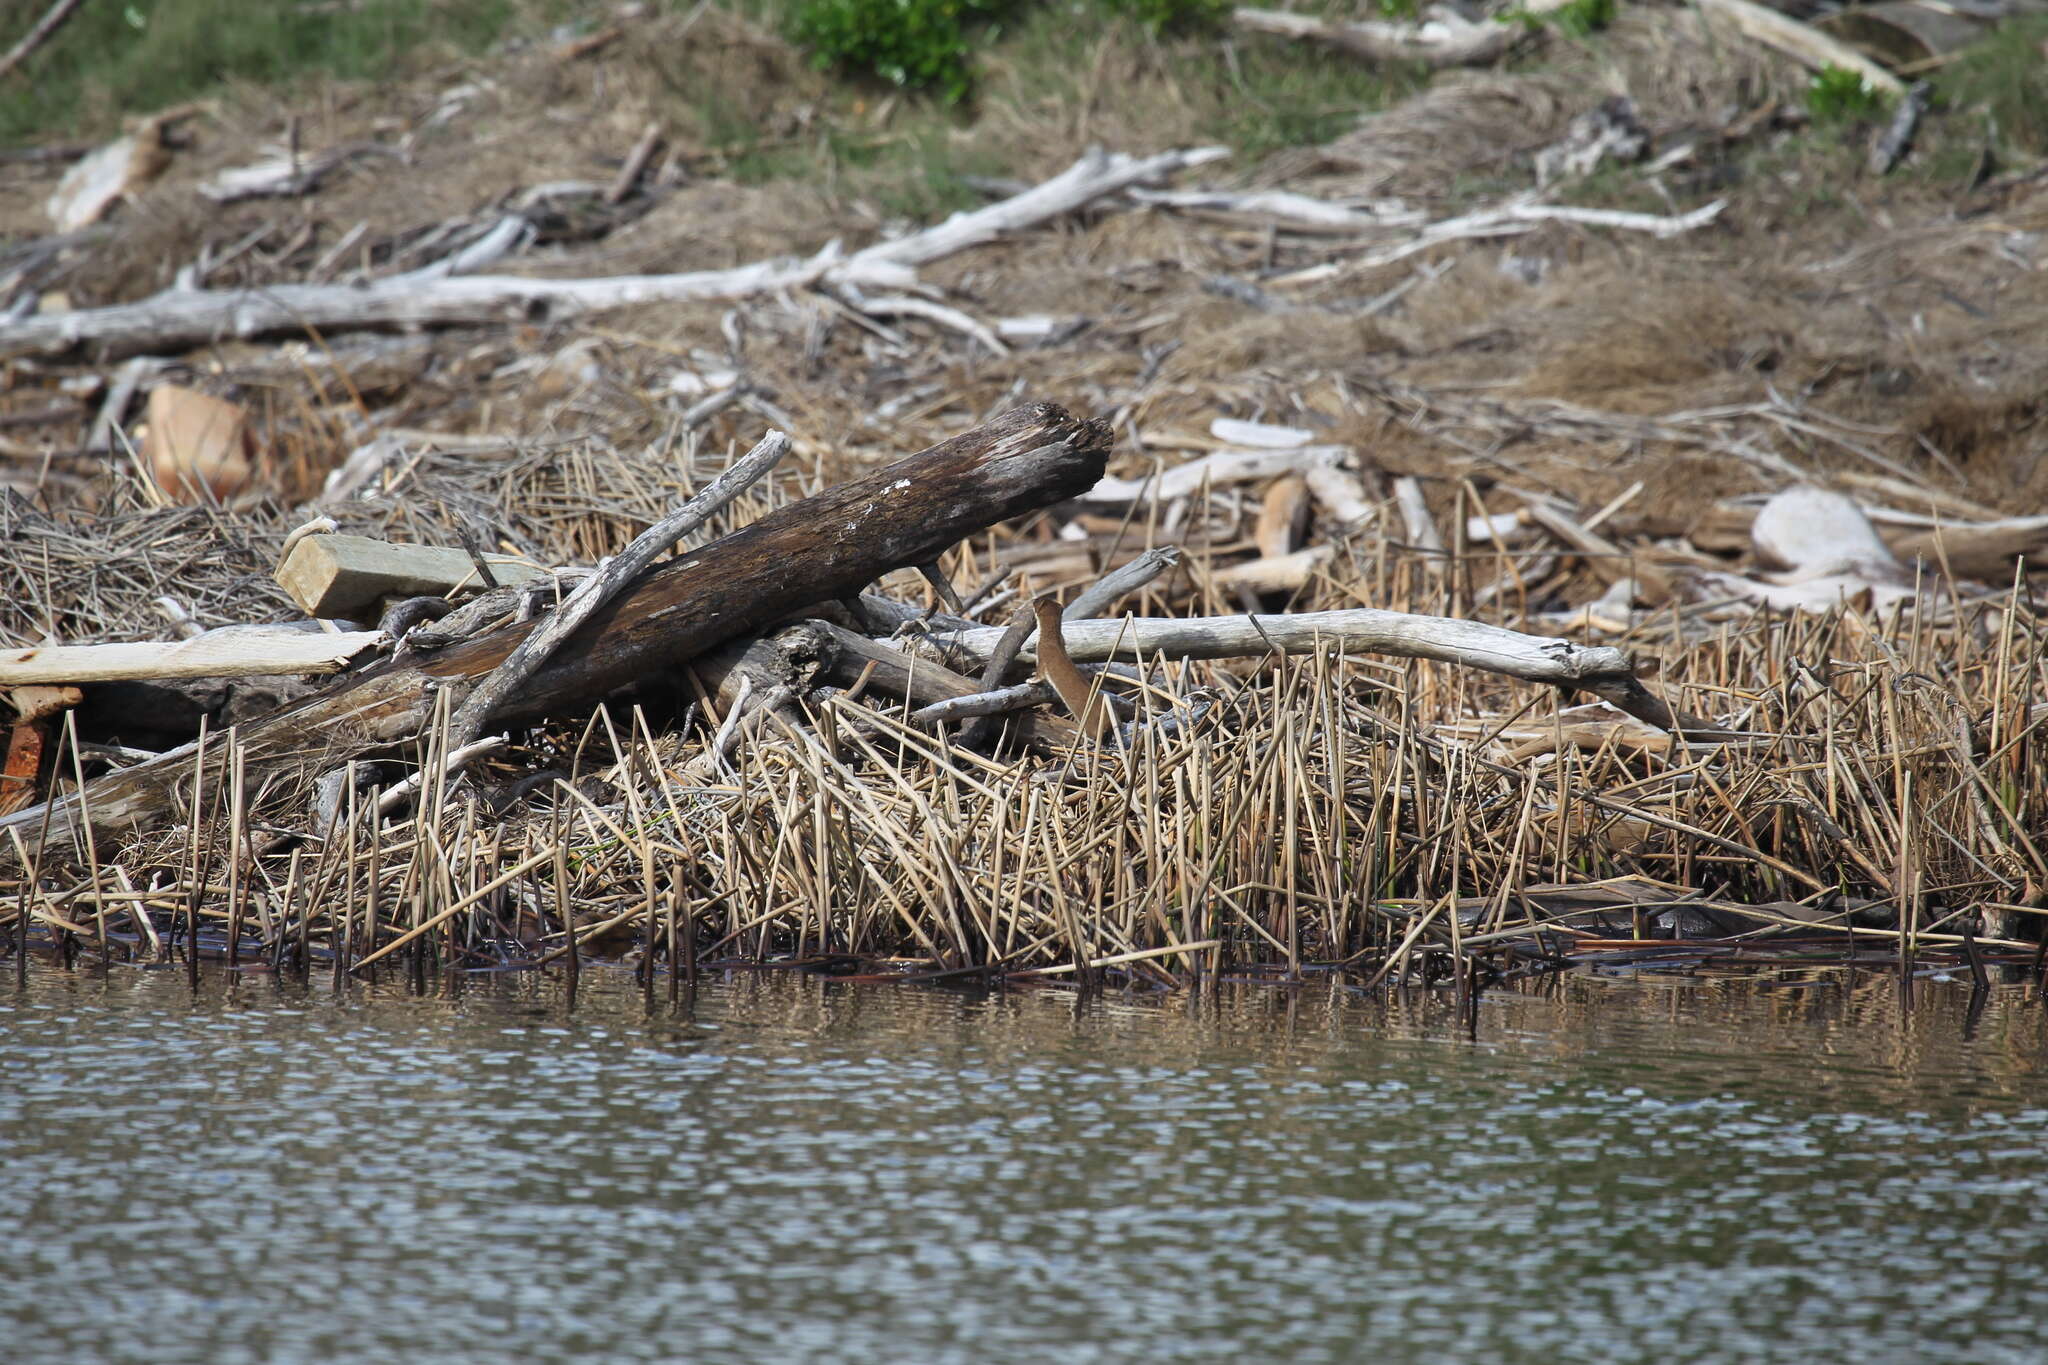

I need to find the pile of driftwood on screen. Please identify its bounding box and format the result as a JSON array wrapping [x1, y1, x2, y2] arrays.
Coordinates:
[[3, 398, 2043, 991], [0, 400, 1673, 849]]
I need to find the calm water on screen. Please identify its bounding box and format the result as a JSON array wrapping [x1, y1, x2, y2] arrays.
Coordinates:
[[3, 963, 2045, 1364]]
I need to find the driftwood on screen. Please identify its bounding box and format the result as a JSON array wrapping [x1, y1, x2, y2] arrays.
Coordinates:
[[1695, 0, 1906, 97], [1080, 445, 1355, 504], [1, 146, 1226, 360], [0, 626, 386, 685], [0, 403, 1111, 846], [808, 621, 1080, 747], [1234, 6, 1516, 68], [938, 607, 1718, 737], [945, 608, 1630, 680]]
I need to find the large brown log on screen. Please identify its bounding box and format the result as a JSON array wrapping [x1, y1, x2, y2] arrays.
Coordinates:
[[1, 403, 1111, 849]]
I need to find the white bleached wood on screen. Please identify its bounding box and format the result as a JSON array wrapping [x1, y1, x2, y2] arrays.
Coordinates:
[[1209, 417, 1315, 448], [1081, 445, 1352, 503], [1272, 198, 1725, 286], [1209, 545, 1334, 593], [1392, 477, 1445, 554], [844, 145, 1228, 270], [3, 146, 1228, 359], [0, 627, 386, 684], [1304, 465, 1375, 525], [1234, 5, 1515, 67], [1751, 485, 1906, 582], [1134, 188, 1424, 231], [853, 295, 1009, 356], [944, 609, 1634, 686], [1695, 0, 1905, 96]]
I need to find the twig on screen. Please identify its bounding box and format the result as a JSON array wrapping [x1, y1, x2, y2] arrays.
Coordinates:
[[1064, 545, 1182, 620], [0, 0, 88, 82], [605, 121, 664, 205]]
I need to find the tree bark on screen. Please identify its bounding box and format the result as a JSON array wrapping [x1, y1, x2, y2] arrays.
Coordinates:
[[1, 403, 1111, 848]]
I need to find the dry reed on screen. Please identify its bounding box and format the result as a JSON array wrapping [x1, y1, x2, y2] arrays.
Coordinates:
[[5, 470, 2042, 991]]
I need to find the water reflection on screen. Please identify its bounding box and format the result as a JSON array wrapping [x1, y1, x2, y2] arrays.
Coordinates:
[[3, 965, 2044, 1364]]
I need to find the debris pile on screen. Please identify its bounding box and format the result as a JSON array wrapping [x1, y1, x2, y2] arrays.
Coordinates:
[[2, 2, 2044, 987]]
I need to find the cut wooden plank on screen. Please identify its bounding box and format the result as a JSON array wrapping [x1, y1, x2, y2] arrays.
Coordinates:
[[0, 628, 387, 685], [275, 534, 546, 618]]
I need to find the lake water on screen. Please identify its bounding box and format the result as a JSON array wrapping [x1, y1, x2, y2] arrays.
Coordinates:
[[3, 962, 2045, 1364]]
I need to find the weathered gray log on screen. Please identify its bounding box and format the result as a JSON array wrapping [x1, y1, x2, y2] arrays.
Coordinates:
[[0, 403, 1111, 848], [944, 608, 1632, 680], [1, 146, 1227, 360], [939, 607, 1723, 738]]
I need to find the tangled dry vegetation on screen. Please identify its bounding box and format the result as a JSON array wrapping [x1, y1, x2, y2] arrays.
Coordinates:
[[3, 3, 2046, 990]]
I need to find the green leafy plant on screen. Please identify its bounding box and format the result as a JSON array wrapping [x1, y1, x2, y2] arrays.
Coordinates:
[[1806, 64, 1887, 123], [1098, 0, 1230, 36], [786, 0, 1010, 104], [1499, 0, 1614, 35], [1546, 0, 1616, 38]]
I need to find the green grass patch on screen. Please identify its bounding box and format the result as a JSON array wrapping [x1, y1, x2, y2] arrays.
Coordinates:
[[1096, 0, 1231, 37], [1500, 0, 1614, 39], [3, 0, 1419, 224], [1931, 13, 2048, 160], [677, 1, 1419, 213], [0, 0, 552, 145]]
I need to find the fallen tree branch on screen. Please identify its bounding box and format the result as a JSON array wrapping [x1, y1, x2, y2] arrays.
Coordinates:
[[1064, 545, 1182, 619], [1, 145, 1228, 360], [937, 606, 1720, 736], [1080, 446, 1354, 504], [943, 608, 1631, 685], [1272, 198, 1726, 286]]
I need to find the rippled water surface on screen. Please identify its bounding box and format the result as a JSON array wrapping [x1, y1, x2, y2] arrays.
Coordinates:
[[3, 963, 2045, 1364]]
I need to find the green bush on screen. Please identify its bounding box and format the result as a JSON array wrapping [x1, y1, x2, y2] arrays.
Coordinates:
[[1500, 0, 1615, 37], [1545, 0, 1616, 38], [1806, 65, 1887, 123], [786, 0, 1010, 104]]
